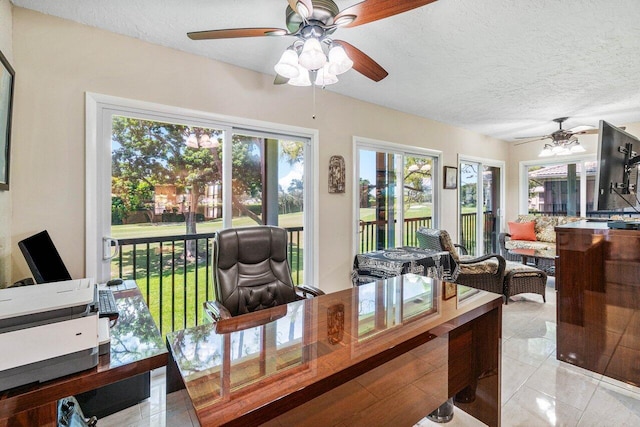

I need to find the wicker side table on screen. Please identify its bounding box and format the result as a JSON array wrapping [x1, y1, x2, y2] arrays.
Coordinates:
[[503, 262, 547, 304]]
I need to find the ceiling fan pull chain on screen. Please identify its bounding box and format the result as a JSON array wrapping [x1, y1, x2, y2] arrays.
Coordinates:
[[312, 74, 317, 120]]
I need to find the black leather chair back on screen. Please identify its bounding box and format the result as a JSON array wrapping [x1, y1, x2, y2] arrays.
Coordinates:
[[213, 226, 300, 317]]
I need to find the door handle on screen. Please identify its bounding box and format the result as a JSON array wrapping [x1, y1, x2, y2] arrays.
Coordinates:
[[102, 237, 120, 261]]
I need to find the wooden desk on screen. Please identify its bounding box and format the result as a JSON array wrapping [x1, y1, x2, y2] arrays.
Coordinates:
[[167, 274, 502, 426], [556, 221, 640, 386], [0, 281, 167, 426]]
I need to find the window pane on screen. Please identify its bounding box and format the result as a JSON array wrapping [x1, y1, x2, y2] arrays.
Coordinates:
[[527, 162, 583, 216], [403, 156, 434, 246], [111, 116, 224, 238]]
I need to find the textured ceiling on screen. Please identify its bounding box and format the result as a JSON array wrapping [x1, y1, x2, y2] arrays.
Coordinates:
[[11, 0, 640, 141]]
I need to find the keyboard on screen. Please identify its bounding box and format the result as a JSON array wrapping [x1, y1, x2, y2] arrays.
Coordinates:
[[98, 289, 119, 320]]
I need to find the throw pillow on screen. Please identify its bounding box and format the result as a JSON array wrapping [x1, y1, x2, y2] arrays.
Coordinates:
[[508, 221, 537, 241]]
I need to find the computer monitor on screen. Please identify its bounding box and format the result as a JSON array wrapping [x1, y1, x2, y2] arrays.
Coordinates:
[[18, 230, 72, 284], [594, 120, 640, 212]]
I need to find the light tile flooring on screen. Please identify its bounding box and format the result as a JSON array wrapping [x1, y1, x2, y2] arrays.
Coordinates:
[[100, 278, 640, 426]]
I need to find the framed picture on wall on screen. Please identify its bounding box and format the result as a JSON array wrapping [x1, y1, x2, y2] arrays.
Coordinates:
[[444, 166, 457, 190], [0, 48, 15, 191]]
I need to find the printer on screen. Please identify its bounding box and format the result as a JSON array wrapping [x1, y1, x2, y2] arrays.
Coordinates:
[[0, 278, 100, 392]]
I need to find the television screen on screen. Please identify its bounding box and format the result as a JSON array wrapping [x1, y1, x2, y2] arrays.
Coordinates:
[[18, 230, 72, 284], [595, 121, 640, 212]]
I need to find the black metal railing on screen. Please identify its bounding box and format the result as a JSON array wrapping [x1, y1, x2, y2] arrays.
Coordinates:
[[111, 227, 304, 337], [460, 211, 497, 255], [358, 217, 433, 252]]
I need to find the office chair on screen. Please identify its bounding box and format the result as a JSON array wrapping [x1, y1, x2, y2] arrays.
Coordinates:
[[18, 230, 73, 284], [204, 226, 324, 321]]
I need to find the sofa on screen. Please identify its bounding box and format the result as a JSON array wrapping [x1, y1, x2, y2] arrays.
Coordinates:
[[498, 215, 582, 273]]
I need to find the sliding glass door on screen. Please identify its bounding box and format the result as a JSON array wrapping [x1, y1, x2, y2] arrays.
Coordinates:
[[356, 140, 439, 253], [459, 159, 504, 255]]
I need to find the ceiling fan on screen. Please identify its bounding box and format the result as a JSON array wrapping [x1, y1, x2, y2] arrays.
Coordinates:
[[187, 0, 438, 86], [514, 117, 613, 157]]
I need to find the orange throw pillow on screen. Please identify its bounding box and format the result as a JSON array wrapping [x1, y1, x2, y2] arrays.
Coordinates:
[[508, 221, 537, 241]]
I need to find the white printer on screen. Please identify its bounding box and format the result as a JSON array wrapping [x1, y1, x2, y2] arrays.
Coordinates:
[[0, 278, 100, 392]]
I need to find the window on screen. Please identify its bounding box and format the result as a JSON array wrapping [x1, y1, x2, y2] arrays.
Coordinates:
[[354, 138, 440, 254], [521, 156, 596, 217], [87, 94, 317, 333]]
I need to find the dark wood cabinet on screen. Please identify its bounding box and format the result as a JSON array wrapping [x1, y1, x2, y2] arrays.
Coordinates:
[[556, 221, 640, 386]]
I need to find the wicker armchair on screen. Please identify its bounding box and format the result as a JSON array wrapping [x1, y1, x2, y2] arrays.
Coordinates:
[[416, 228, 506, 296]]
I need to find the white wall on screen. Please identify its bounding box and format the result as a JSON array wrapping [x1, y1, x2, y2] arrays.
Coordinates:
[[0, 0, 12, 287], [10, 8, 508, 293]]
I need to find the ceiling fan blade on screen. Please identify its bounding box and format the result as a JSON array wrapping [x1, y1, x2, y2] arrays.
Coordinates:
[[288, 0, 314, 18], [274, 74, 289, 85], [336, 40, 388, 82], [513, 136, 548, 146], [335, 0, 438, 28], [187, 27, 289, 40]]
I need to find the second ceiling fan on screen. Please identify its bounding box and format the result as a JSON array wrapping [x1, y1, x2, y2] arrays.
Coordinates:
[[187, 0, 438, 86]]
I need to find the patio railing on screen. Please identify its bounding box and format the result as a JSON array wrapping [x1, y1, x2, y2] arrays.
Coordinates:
[[112, 215, 496, 337]]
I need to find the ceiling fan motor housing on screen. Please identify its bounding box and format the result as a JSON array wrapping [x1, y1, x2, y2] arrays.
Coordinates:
[[286, 0, 340, 33]]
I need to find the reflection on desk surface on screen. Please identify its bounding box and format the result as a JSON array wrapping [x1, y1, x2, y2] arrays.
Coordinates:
[[107, 290, 166, 368], [166, 274, 503, 420]]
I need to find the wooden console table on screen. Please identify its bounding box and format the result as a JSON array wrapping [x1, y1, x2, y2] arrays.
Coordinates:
[[167, 274, 502, 426], [556, 221, 640, 386], [0, 281, 167, 426]]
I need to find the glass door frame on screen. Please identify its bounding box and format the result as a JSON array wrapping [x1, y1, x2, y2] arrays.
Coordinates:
[[352, 136, 442, 255], [518, 154, 594, 216], [458, 155, 505, 255], [85, 93, 319, 286]]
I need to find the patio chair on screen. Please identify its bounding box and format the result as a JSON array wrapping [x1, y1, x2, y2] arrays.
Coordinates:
[[416, 228, 506, 296], [204, 226, 324, 321]]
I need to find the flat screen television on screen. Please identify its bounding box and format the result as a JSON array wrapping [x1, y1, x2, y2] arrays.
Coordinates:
[[18, 230, 72, 284], [594, 120, 640, 212]]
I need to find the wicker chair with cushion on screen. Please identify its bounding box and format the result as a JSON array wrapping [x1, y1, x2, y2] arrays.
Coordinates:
[[416, 228, 506, 296], [204, 226, 324, 321], [417, 228, 547, 304]]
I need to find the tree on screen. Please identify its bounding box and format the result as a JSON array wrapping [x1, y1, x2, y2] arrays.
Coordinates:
[[112, 118, 263, 256]]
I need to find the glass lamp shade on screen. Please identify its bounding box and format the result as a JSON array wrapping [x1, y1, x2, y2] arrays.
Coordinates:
[[315, 64, 338, 86], [570, 143, 586, 153], [551, 144, 566, 154], [298, 38, 327, 71], [556, 147, 572, 156], [274, 49, 300, 79], [327, 45, 353, 75], [539, 146, 553, 157], [287, 65, 312, 86]]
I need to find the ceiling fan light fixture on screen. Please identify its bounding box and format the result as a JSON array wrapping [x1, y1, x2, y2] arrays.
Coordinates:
[[327, 45, 353, 75], [315, 64, 338, 86], [298, 38, 326, 71], [287, 66, 312, 86], [570, 143, 586, 153], [274, 49, 300, 79], [539, 146, 554, 157]]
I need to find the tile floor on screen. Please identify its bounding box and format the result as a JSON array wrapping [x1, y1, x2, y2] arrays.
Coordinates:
[[100, 277, 640, 426]]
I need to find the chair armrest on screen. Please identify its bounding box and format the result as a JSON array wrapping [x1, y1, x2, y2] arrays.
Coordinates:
[[295, 284, 325, 298], [203, 300, 232, 322], [498, 233, 511, 256], [454, 244, 468, 255], [214, 305, 288, 334], [459, 253, 506, 278]]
